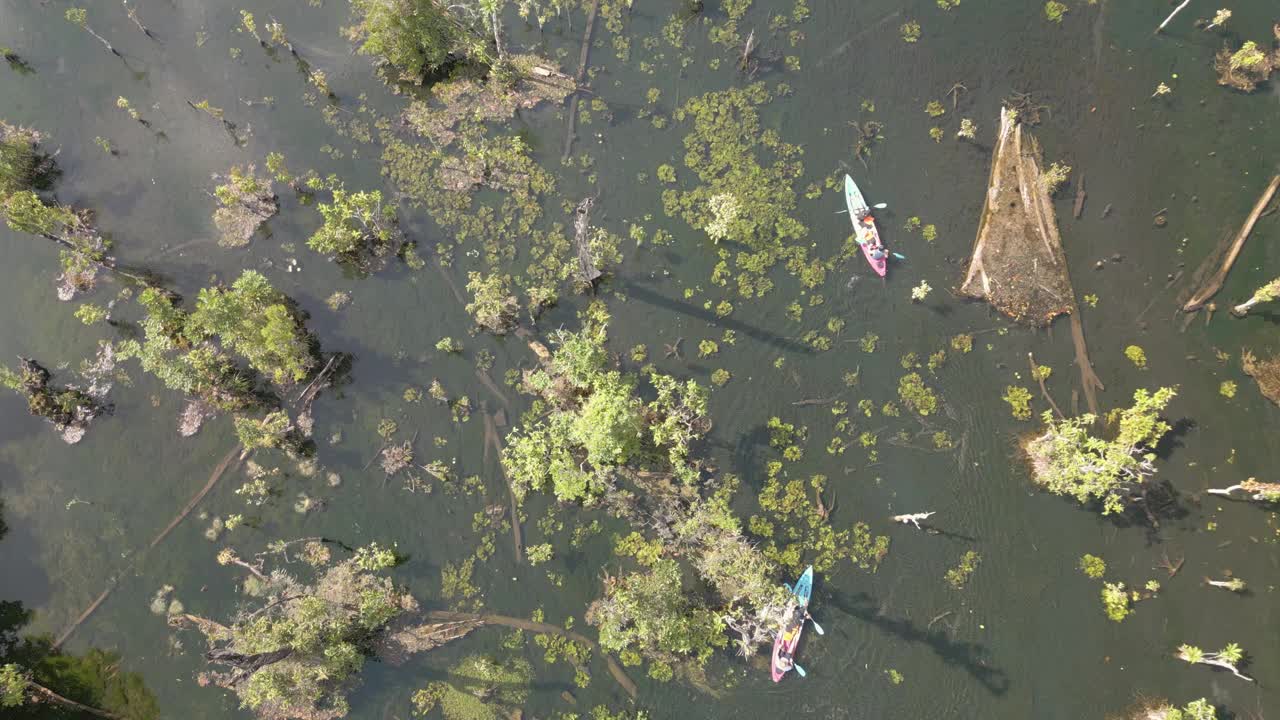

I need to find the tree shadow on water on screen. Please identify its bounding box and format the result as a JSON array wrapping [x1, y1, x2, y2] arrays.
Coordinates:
[[617, 278, 814, 355], [822, 590, 1011, 696]]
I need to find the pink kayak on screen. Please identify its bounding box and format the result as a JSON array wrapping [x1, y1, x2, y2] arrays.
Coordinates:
[[844, 174, 888, 277]]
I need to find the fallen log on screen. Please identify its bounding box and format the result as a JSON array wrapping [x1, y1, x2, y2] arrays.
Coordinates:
[[1182, 174, 1280, 312]]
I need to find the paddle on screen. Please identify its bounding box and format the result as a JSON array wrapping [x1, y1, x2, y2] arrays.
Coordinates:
[[806, 613, 825, 635], [792, 663, 807, 678], [892, 252, 906, 260], [835, 202, 888, 214]]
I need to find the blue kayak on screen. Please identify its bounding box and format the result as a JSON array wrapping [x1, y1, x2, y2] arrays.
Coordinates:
[[771, 566, 813, 681]]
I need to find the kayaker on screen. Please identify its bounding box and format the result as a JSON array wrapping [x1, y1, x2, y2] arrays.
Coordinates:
[[870, 246, 887, 261], [777, 653, 794, 673]]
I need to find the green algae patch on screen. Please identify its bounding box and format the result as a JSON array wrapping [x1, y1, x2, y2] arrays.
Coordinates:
[[663, 83, 811, 298]]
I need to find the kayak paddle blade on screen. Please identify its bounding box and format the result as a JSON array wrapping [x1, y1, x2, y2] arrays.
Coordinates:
[[892, 252, 906, 260], [793, 663, 807, 678], [810, 618, 825, 635], [872, 202, 888, 209]]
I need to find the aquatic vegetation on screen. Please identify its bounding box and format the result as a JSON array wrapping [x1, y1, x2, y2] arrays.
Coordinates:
[[899, 20, 921, 43], [1079, 554, 1106, 578], [212, 165, 278, 248], [465, 272, 519, 335], [1044, 1, 1068, 23], [411, 654, 532, 719], [898, 373, 938, 416], [75, 303, 108, 325], [957, 118, 977, 140], [1218, 381, 1236, 398], [1125, 345, 1147, 369], [697, 339, 719, 358], [1101, 582, 1130, 621], [945, 551, 980, 589], [436, 337, 463, 354], [1151, 82, 1172, 98], [1002, 386, 1032, 420], [710, 369, 731, 386], [950, 334, 973, 353], [911, 280, 932, 302], [925, 101, 946, 118], [1, 648, 158, 719], [859, 332, 879, 353], [929, 127, 944, 143], [663, 84, 812, 296], [1023, 387, 1177, 515], [1176, 643, 1253, 682], [922, 224, 938, 242]]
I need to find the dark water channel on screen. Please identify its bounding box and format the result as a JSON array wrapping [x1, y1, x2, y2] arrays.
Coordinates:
[[1, 0, 1278, 718]]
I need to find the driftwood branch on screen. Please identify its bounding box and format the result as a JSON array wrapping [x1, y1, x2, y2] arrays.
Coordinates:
[[485, 411, 523, 562], [1155, 0, 1192, 33], [561, 0, 600, 162], [1182, 175, 1280, 312], [1028, 352, 1065, 419], [891, 512, 935, 529]]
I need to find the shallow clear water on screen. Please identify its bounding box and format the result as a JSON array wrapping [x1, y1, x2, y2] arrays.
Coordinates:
[[1, 0, 1278, 718]]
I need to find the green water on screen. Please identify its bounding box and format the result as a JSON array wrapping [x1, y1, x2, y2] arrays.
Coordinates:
[[1, 0, 1278, 718]]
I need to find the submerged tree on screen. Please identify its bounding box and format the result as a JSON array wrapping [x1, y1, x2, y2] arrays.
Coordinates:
[[345, 0, 469, 83], [410, 654, 532, 720], [464, 272, 519, 335], [212, 165, 279, 247], [1023, 387, 1176, 515], [173, 542, 479, 720], [307, 181, 406, 271], [116, 272, 318, 428], [1214, 30, 1278, 92], [0, 352, 113, 443], [1176, 643, 1252, 682], [1116, 697, 1216, 720], [587, 557, 727, 681], [0, 122, 55, 198]]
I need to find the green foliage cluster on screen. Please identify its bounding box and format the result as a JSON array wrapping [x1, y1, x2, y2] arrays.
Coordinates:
[[0, 645, 158, 720], [1003, 385, 1032, 420], [1101, 581, 1130, 621], [1044, 1, 1068, 23], [1124, 345, 1147, 369], [1078, 553, 1106, 578], [308, 180, 404, 270], [663, 84, 814, 298], [945, 550, 980, 589], [1024, 388, 1176, 515], [346, 0, 465, 82], [465, 272, 519, 334], [116, 271, 315, 411], [897, 373, 938, 416], [503, 311, 711, 502], [587, 557, 727, 680], [233, 411, 294, 451]]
